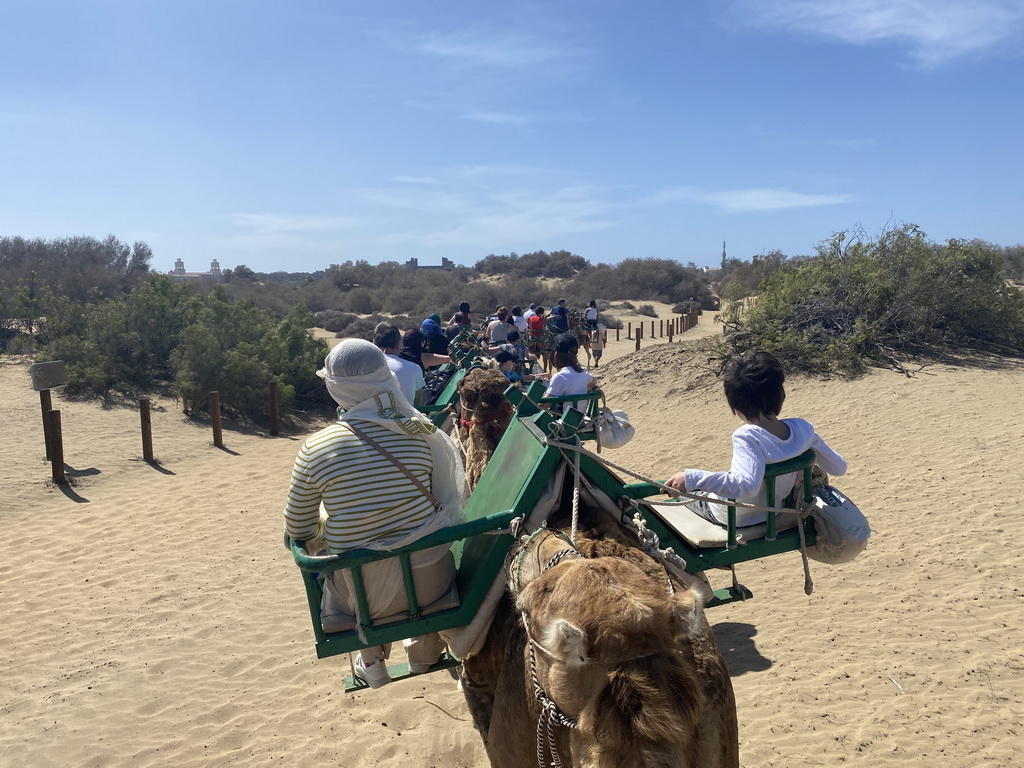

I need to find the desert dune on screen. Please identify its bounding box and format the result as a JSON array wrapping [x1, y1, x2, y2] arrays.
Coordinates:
[[2, 306, 1022, 767]]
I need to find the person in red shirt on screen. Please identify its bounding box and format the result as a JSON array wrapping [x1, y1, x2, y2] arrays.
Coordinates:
[[527, 307, 549, 371]]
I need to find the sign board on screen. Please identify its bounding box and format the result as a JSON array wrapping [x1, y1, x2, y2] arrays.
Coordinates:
[[30, 361, 68, 391]]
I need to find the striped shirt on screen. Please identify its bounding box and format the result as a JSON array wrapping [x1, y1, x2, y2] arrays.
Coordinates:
[[284, 421, 435, 553]]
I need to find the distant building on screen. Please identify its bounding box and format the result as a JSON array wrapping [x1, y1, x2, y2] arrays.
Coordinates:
[[169, 259, 225, 282], [404, 257, 456, 270]]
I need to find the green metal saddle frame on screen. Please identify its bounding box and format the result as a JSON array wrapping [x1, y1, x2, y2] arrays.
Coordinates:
[[288, 383, 818, 686]]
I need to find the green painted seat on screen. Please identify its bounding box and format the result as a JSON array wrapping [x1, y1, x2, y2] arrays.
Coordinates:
[[289, 393, 821, 685]]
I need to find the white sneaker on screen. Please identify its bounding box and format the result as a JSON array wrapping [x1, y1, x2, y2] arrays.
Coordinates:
[[354, 655, 391, 689], [409, 661, 434, 674]]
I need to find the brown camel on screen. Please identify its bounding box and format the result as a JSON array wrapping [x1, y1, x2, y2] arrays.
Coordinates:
[[460, 528, 739, 768], [456, 367, 515, 490]]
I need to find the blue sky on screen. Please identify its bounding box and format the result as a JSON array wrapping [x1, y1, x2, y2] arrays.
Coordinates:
[[2, 1, 1022, 274]]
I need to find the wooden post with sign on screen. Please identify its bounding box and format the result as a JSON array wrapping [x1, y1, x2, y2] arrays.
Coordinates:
[[30, 361, 67, 462]]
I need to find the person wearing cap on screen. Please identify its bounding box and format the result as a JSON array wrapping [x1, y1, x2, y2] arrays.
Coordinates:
[[421, 313, 449, 356], [447, 301, 473, 328], [549, 298, 569, 334], [523, 303, 538, 320], [544, 333, 595, 412], [494, 349, 546, 385], [283, 339, 465, 688]]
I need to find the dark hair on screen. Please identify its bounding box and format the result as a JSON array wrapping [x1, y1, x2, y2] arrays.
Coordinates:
[[588, 300, 596, 308], [552, 334, 583, 372], [722, 349, 786, 419], [536, 306, 545, 314], [494, 350, 517, 364], [459, 302, 470, 314], [511, 306, 522, 316], [506, 329, 520, 342], [400, 328, 425, 369], [373, 322, 401, 350]]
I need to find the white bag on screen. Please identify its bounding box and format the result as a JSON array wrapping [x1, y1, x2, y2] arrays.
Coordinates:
[[808, 485, 870, 564], [596, 407, 635, 449]]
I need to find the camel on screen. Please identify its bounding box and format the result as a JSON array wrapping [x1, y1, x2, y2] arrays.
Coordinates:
[[460, 527, 739, 768], [455, 367, 516, 490], [452, 366, 738, 765]]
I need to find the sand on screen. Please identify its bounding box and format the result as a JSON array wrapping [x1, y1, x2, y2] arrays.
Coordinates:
[[2, 304, 1022, 767]]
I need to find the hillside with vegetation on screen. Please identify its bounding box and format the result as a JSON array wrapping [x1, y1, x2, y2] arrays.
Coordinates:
[[3, 229, 1023, 423]]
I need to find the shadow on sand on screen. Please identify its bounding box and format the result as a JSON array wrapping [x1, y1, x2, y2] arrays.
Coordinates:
[[712, 621, 773, 676]]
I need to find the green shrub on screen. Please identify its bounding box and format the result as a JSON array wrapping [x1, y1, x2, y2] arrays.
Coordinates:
[[734, 225, 1024, 374]]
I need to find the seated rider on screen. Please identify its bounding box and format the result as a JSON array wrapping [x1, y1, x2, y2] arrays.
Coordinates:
[[283, 339, 466, 688], [549, 298, 569, 334], [544, 333, 596, 413], [665, 349, 847, 527], [494, 349, 547, 385]]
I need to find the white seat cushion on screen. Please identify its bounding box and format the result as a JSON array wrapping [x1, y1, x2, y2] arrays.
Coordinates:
[[646, 502, 800, 549]]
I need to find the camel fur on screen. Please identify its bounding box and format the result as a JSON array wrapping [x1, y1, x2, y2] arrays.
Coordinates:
[[456, 368, 515, 491], [461, 529, 739, 768]]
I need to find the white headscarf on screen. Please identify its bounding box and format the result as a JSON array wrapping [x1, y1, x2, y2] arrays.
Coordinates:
[[317, 339, 466, 545]]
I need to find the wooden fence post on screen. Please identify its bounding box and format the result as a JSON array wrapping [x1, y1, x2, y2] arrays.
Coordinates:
[[627, 322, 632, 340], [40, 389, 53, 461], [210, 392, 224, 448], [47, 409, 65, 484], [269, 381, 279, 437], [668, 324, 673, 342], [635, 334, 641, 351], [140, 398, 154, 463], [659, 320, 664, 337], [615, 327, 620, 342]]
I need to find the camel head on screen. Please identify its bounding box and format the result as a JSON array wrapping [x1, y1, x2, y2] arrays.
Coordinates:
[[512, 530, 711, 768], [457, 367, 515, 489]]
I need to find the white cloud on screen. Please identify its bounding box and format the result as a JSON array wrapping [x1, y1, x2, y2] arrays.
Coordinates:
[[416, 28, 586, 68], [464, 110, 531, 125], [699, 187, 853, 212], [732, 0, 1024, 66], [231, 213, 360, 234], [392, 175, 445, 185], [637, 185, 853, 212]]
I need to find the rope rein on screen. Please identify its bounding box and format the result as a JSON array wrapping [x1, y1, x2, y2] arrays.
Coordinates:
[[546, 435, 812, 518], [529, 641, 578, 768]]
